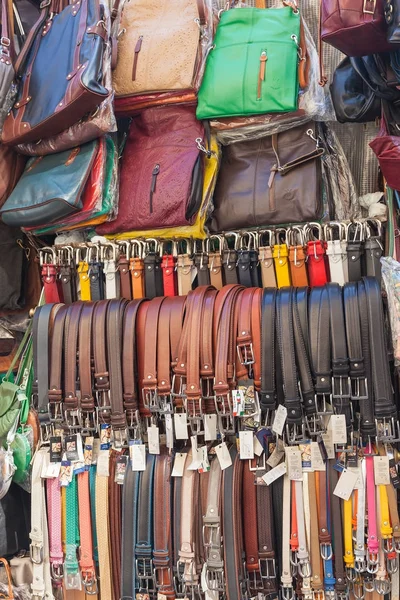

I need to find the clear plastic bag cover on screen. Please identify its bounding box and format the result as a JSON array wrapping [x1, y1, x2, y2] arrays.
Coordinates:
[[103, 135, 119, 221], [15, 3, 117, 156], [0, 447, 15, 500], [0, 83, 17, 133], [381, 256, 400, 367], [210, 5, 335, 145]]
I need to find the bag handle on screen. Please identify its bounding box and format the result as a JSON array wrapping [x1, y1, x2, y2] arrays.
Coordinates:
[[318, 0, 327, 86], [1, 0, 16, 65], [0, 558, 14, 600]]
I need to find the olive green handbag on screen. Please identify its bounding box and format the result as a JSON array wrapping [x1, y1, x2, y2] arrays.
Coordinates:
[[196, 3, 300, 120]]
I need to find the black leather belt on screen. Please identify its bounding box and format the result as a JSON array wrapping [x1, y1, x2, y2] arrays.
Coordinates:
[[121, 462, 140, 598], [144, 252, 163, 299], [60, 263, 77, 304], [309, 286, 331, 416], [260, 288, 277, 417], [222, 249, 238, 285], [292, 287, 315, 420], [89, 260, 105, 301], [135, 453, 156, 594]]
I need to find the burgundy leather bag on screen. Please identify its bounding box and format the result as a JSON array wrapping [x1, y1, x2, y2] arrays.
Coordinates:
[[370, 109, 400, 190], [97, 106, 205, 234], [321, 0, 393, 56]]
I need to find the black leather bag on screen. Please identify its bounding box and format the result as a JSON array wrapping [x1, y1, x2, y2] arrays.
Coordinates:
[[331, 54, 400, 123], [385, 0, 400, 42]]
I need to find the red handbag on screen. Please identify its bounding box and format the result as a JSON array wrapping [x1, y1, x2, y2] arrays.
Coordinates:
[[370, 108, 400, 190], [321, 0, 393, 56]]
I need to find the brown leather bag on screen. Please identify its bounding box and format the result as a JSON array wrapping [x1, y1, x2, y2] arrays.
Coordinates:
[[112, 0, 208, 98], [97, 105, 205, 234], [0, 144, 26, 207], [209, 123, 324, 233], [321, 0, 392, 56]]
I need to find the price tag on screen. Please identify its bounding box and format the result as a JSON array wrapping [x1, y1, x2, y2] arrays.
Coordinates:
[[100, 424, 111, 450], [115, 455, 128, 484], [59, 460, 74, 486], [320, 428, 335, 459], [204, 414, 217, 441], [49, 436, 63, 463], [232, 390, 245, 417], [330, 415, 347, 444], [147, 425, 160, 455], [165, 413, 174, 449], [348, 466, 363, 490], [285, 448, 303, 481], [272, 405, 287, 436], [174, 413, 189, 440], [267, 439, 285, 468], [198, 446, 210, 473], [374, 456, 390, 485], [130, 443, 146, 472], [262, 462, 287, 486], [172, 452, 187, 477], [239, 431, 254, 460], [311, 442, 326, 472], [91, 438, 101, 464], [188, 436, 202, 470], [253, 436, 264, 457], [215, 442, 232, 470], [333, 468, 358, 500], [97, 450, 110, 477], [84, 437, 94, 470]]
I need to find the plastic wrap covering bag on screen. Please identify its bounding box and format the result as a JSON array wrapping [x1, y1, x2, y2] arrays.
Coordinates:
[[0, 447, 15, 499], [28, 136, 118, 234], [210, 11, 335, 145], [24, 137, 107, 234], [381, 256, 400, 368], [0, 84, 17, 133], [317, 123, 360, 221], [14, 4, 117, 156], [105, 135, 220, 240]]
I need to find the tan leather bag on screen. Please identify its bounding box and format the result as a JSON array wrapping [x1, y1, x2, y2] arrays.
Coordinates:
[[113, 0, 206, 98]]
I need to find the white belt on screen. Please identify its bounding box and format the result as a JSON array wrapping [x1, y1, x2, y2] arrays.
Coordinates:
[[281, 474, 293, 590], [355, 463, 366, 571], [104, 259, 120, 299], [326, 240, 347, 286], [30, 448, 54, 600]]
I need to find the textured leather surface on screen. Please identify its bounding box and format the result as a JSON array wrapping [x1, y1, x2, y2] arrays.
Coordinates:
[[0, 140, 98, 226], [2, 0, 109, 145], [0, 144, 26, 207], [197, 6, 300, 119], [98, 106, 204, 234], [370, 109, 400, 190], [113, 0, 200, 97], [210, 123, 322, 231], [321, 0, 392, 56]]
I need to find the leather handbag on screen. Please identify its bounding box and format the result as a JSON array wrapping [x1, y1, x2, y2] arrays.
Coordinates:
[[97, 106, 205, 234], [209, 122, 324, 232], [0, 0, 16, 130], [1, 0, 109, 146], [0, 144, 26, 207], [321, 0, 393, 56], [196, 3, 300, 120], [112, 0, 208, 99], [0, 224, 27, 311], [370, 103, 400, 189], [0, 140, 99, 226], [385, 0, 400, 41], [330, 55, 400, 123]]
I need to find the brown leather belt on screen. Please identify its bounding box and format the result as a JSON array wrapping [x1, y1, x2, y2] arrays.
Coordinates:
[[122, 299, 144, 434], [64, 302, 84, 429], [153, 450, 175, 598]]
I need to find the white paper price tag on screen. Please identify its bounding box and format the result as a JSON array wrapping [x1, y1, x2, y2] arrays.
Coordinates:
[[232, 389, 245, 417], [130, 444, 146, 472], [174, 413, 189, 440], [165, 413, 174, 449], [198, 446, 210, 473], [285, 448, 303, 481], [215, 442, 232, 470], [147, 425, 160, 455], [348, 466, 363, 490], [272, 405, 287, 436], [188, 436, 202, 470], [172, 453, 187, 477], [311, 442, 326, 472], [267, 439, 285, 468], [333, 468, 358, 501], [204, 414, 217, 441], [262, 462, 287, 486], [330, 415, 347, 444], [253, 436, 264, 457], [374, 456, 390, 485], [239, 431, 254, 460]]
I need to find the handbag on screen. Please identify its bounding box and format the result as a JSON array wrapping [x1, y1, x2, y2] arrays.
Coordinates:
[[112, 0, 210, 99], [0, 558, 31, 600], [196, 3, 300, 120], [321, 0, 393, 56], [370, 102, 400, 189], [1, 0, 109, 146], [97, 106, 205, 234], [0, 0, 16, 130], [0, 144, 26, 207], [385, 0, 400, 42], [0, 224, 26, 311], [209, 122, 324, 232], [0, 140, 99, 227]]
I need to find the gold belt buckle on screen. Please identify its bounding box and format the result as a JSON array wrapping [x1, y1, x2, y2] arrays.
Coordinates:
[[363, 0, 375, 14]]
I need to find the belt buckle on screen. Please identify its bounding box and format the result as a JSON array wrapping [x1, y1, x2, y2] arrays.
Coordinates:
[[113, 427, 127, 449], [350, 377, 368, 401], [82, 572, 98, 595], [262, 408, 275, 428], [362, 573, 375, 593], [170, 374, 186, 401], [298, 559, 311, 578], [332, 376, 351, 399], [259, 558, 276, 580], [366, 552, 379, 574], [320, 543, 333, 561], [281, 584, 295, 600], [313, 591, 325, 600], [64, 571, 82, 590], [345, 566, 356, 582], [30, 543, 43, 565], [375, 578, 390, 595], [363, 0, 375, 14], [205, 567, 225, 592], [201, 377, 214, 400], [142, 388, 159, 412], [50, 563, 64, 581], [376, 417, 400, 443], [136, 558, 155, 588], [64, 408, 82, 431], [305, 414, 326, 438], [214, 393, 231, 416], [383, 537, 395, 554], [80, 410, 97, 434], [48, 401, 63, 423], [285, 422, 307, 445], [352, 575, 365, 600], [202, 523, 221, 548], [237, 342, 255, 366], [385, 554, 398, 574], [315, 393, 333, 415], [157, 395, 174, 415], [354, 554, 367, 573], [153, 565, 173, 589]]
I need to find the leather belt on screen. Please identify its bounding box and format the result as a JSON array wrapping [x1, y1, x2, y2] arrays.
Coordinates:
[[46, 476, 64, 585], [60, 262, 77, 305], [89, 261, 105, 301], [347, 240, 364, 283], [292, 287, 314, 422], [259, 245, 277, 288], [78, 470, 97, 594], [48, 304, 69, 426], [118, 251, 132, 300], [106, 299, 128, 443], [162, 254, 178, 296], [78, 261, 91, 301], [122, 300, 144, 433], [309, 286, 331, 423], [203, 454, 223, 592], [109, 451, 123, 600], [130, 256, 145, 299], [42, 262, 62, 304], [121, 461, 140, 598], [273, 244, 291, 288], [153, 450, 175, 598], [326, 239, 347, 286], [177, 253, 193, 296], [222, 248, 238, 285], [95, 454, 112, 600], [136, 453, 156, 594], [142, 297, 165, 413], [64, 302, 84, 430], [260, 288, 277, 418], [104, 256, 120, 299], [144, 251, 163, 299], [306, 240, 328, 287]]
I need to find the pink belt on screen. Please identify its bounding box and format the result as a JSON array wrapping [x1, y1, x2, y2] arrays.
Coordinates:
[[366, 445, 379, 573], [46, 477, 64, 585]]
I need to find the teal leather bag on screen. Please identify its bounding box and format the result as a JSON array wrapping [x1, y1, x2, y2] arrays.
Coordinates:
[[0, 139, 98, 227], [196, 5, 300, 120]]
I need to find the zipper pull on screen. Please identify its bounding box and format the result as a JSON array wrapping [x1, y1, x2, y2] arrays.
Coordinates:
[[150, 163, 160, 214], [257, 50, 267, 100], [132, 35, 143, 81]]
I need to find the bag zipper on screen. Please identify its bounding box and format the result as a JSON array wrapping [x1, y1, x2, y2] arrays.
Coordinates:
[[257, 50, 268, 100], [150, 163, 160, 214], [132, 35, 143, 81]]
